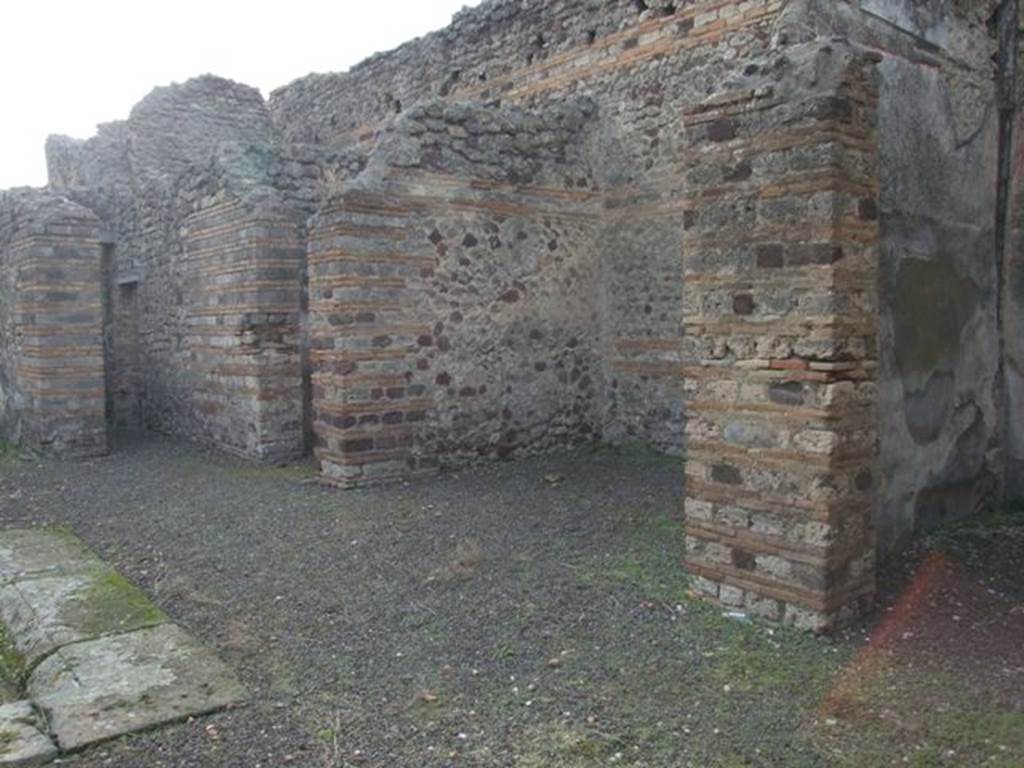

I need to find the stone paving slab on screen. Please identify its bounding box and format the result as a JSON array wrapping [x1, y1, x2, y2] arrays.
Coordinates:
[[0, 701, 58, 767], [0, 571, 167, 670], [27, 624, 246, 752], [0, 530, 103, 585]]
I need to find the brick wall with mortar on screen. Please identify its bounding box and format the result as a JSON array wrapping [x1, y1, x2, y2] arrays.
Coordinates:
[[0, 0, 1012, 628], [273, 0, 792, 455], [0, 190, 107, 456], [270, 1, 1011, 542], [680, 45, 881, 631], [269, 0, 1016, 622], [779, 2, 1008, 552], [178, 191, 306, 461], [44, 78, 364, 460]]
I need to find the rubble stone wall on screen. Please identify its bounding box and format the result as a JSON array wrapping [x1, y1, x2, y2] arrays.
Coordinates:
[[274, 0, 792, 456], [308, 99, 604, 485]]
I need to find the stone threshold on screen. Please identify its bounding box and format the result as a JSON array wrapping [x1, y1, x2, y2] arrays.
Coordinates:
[[0, 529, 246, 765]]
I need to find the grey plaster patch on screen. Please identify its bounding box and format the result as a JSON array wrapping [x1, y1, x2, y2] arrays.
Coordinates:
[[0, 570, 166, 670], [27, 624, 246, 752], [860, 0, 950, 49], [873, 42, 999, 555], [0, 530, 104, 585], [1007, 234, 1024, 498], [891, 257, 979, 445], [0, 701, 57, 767], [892, 258, 978, 384], [902, 370, 955, 444]]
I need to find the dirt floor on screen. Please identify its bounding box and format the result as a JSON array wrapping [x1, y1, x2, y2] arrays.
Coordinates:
[[0, 433, 1021, 768]]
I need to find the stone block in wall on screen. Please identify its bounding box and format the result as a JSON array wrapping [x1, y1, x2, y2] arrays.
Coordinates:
[[680, 44, 882, 631], [0, 191, 107, 456]]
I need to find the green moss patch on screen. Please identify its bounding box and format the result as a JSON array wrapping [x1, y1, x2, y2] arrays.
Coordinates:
[[577, 507, 687, 605], [0, 438, 17, 466], [70, 571, 167, 638], [812, 664, 1024, 768], [0, 624, 23, 701], [515, 723, 628, 768]]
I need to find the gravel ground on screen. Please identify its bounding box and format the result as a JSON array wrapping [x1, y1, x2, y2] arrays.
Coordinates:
[[0, 433, 1021, 768]]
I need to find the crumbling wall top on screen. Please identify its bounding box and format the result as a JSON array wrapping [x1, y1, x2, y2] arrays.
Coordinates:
[[0, 188, 101, 245], [358, 96, 600, 188], [267, 0, 681, 147]]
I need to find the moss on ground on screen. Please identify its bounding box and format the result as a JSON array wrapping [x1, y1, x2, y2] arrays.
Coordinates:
[[5, 437, 1022, 767], [812, 664, 1024, 768], [73, 570, 167, 637], [0, 624, 23, 701], [0, 438, 17, 467], [515, 722, 628, 768], [594, 442, 680, 469], [576, 503, 687, 605], [565, 494, 1023, 767]]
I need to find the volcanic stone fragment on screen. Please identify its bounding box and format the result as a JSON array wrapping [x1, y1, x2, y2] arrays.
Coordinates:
[[0, 701, 57, 767], [27, 624, 246, 752]]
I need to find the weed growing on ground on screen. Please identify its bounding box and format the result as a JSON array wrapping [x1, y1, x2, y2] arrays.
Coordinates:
[[0, 624, 23, 701], [0, 438, 17, 465]]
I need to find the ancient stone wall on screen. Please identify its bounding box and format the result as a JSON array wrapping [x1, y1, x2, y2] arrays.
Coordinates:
[[869, 0, 1002, 549], [0, 0, 1014, 629], [268, 0, 673, 147], [101, 242, 143, 429], [308, 99, 603, 485], [1005, 3, 1024, 501], [773, 0, 1007, 552], [178, 191, 306, 461], [44, 77, 335, 460], [1010, 152, 1024, 497], [0, 190, 106, 456], [680, 44, 881, 630], [274, 0, 794, 457]]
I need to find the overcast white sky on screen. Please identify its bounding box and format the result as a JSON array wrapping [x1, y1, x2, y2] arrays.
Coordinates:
[[0, 0, 482, 189]]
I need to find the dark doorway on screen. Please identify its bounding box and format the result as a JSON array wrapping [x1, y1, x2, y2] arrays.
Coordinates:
[[100, 243, 144, 431]]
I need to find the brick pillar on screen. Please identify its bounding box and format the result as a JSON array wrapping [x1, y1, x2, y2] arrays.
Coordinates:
[[307, 188, 438, 488], [6, 198, 107, 456], [180, 195, 305, 461], [681, 47, 881, 630]]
